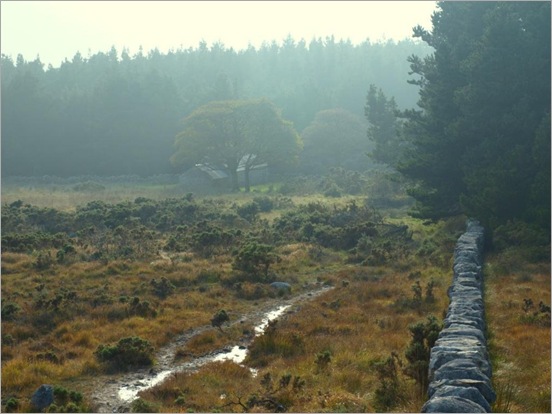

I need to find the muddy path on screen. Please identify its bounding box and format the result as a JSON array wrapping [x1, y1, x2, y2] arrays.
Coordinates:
[[85, 284, 333, 413]]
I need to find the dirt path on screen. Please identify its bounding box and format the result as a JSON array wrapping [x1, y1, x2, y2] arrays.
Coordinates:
[[86, 284, 332, 413]]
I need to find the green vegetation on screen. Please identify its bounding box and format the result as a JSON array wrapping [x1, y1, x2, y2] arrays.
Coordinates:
[[397, 2, 550, 234], [171, 99, 302, 192], [1, 2, 549, 412], [2, 39, 429, 178], [1, 182, 549, 412], [95, 336, 155, 372]]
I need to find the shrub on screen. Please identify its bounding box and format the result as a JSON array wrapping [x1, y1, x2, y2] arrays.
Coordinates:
[[253, 196, 274, 212], [56, 244, 77, 264], [232, 241, 277, 280], [372, 353, 403, 411], [4, 397, 18, 412], [315, 350, 332, 371], [520, 298, 551, 327], [1, 302, 20, 321], [236, 202, 260, 222], [128, 297, 157, 318], [35, 251, 54, 270], [211, 310, 230, 331], [131, 398, 159, 413], [403, 315, 441, 393], [95, 336, 154, 371], [150, 277, 176, 299], [242, 372, 305, 412], [43, 385, 86, 413], [72, 181, 106, 192]]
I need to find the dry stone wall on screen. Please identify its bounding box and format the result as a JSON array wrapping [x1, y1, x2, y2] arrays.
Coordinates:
[[422, 220, 496, 413]]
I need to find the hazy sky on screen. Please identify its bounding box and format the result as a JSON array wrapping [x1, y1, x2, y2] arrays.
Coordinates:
[[1, 1, 438, 68]]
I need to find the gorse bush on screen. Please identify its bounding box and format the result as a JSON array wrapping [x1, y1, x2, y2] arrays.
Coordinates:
[[1, 302, 20, 321], [232, 241, 278, 280], [373, 353, 404, 411], [404, 315, 441, 393], [150, 277, 176, 299], [46, 385, 87, 413], [95, 336, 154, 371], [210, 309, 230, 331]]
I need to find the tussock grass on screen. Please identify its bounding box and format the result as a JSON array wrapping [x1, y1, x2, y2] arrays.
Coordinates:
[[2, 186, 548, 413], [485, 261, 551, 413], [138, 264, 448, 412]]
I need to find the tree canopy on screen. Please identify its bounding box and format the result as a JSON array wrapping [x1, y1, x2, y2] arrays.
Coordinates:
[[398, 1, 550, 232], [300, 108, 371, 174], [1, 38, 431, 177], [365, 84, 402, 168], [171, 99, 302, 191]]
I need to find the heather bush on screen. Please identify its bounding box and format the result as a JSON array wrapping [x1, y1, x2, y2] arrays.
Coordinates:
[[404, 315, 441, 393], [95, 336, 154, 371]]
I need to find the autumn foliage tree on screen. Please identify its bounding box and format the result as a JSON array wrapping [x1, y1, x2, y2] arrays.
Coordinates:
[[171, 99, 302, 191]]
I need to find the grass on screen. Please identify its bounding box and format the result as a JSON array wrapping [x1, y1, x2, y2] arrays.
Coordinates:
[[1, 182, 549, 413], [137, 263, 450, 412], [1, 182, 184, 211], [485, 259, 551, 413]]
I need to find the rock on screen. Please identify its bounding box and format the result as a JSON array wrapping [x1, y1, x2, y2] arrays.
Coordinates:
[[430, 385, 491, 412], [424, 222, 494, 411], [428, 378, 496, 405], [270, 282, 291, 291], [453, 262, 481, 275], [434, 364, 491, 384], [31, 384, 54, 411], [422, 395, 488, 413], [443, 315, 486, 331], [438, 326, 487, 344]]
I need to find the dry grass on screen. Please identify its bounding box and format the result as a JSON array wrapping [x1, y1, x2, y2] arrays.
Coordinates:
[[139, 265, 450, 412], [2, 186, 548, 413], [485, 259, 551, 413], [1, 183, 183, 211]]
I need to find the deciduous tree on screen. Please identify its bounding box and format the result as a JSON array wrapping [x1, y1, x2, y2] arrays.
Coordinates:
[[171, 99, 302, 191]]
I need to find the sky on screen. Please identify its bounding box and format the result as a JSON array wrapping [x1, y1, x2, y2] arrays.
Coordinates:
[[1, 1, 438, 68]]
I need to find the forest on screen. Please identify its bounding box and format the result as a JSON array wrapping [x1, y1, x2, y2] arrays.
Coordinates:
[[1, 1, 550, 413], [1, 36, 429, 178]]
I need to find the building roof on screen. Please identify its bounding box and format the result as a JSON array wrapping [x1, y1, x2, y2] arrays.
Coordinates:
[[195, 164, 228, 180]]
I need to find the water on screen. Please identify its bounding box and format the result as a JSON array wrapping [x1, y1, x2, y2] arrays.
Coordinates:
[[117, 304, 291, 402]]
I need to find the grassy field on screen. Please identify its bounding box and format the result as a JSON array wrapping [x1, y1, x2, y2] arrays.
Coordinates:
[[1, 181, 549, 412]]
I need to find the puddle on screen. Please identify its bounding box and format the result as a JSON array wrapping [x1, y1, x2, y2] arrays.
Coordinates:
[[254, 305, 290, 335], [117, 370, 172, 402], [117, 304, 291, 402]]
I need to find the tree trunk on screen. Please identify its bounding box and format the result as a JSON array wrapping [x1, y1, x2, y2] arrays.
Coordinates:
[[244, 165, 251, 192], [230, 169, 240, 192]]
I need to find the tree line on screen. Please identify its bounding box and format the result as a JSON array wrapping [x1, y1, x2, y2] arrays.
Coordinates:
[[2, 2, 550, 235], [1, 37, 430, 177], [366, 1, 550, 234]]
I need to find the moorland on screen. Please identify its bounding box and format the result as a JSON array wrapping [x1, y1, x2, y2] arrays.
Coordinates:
[[1, 175, 549, 413]]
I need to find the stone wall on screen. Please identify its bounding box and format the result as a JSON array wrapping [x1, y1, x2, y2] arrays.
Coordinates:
[[422, 220, 496, 413]]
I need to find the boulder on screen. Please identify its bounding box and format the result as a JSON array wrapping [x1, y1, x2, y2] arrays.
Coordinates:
[[430, 384, 491, 412], [422, 395, 487, 413], [438, 326, 487, 344], [270, 282, 291, 292], [433, 358, 492, 381], [429, 346, 491, 377], [453, 261, 482, 275], [434, 364, 491, 384], [428, 378, 496, 405], [443, 315, 486, 331], [31, 384, 54, 411]]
